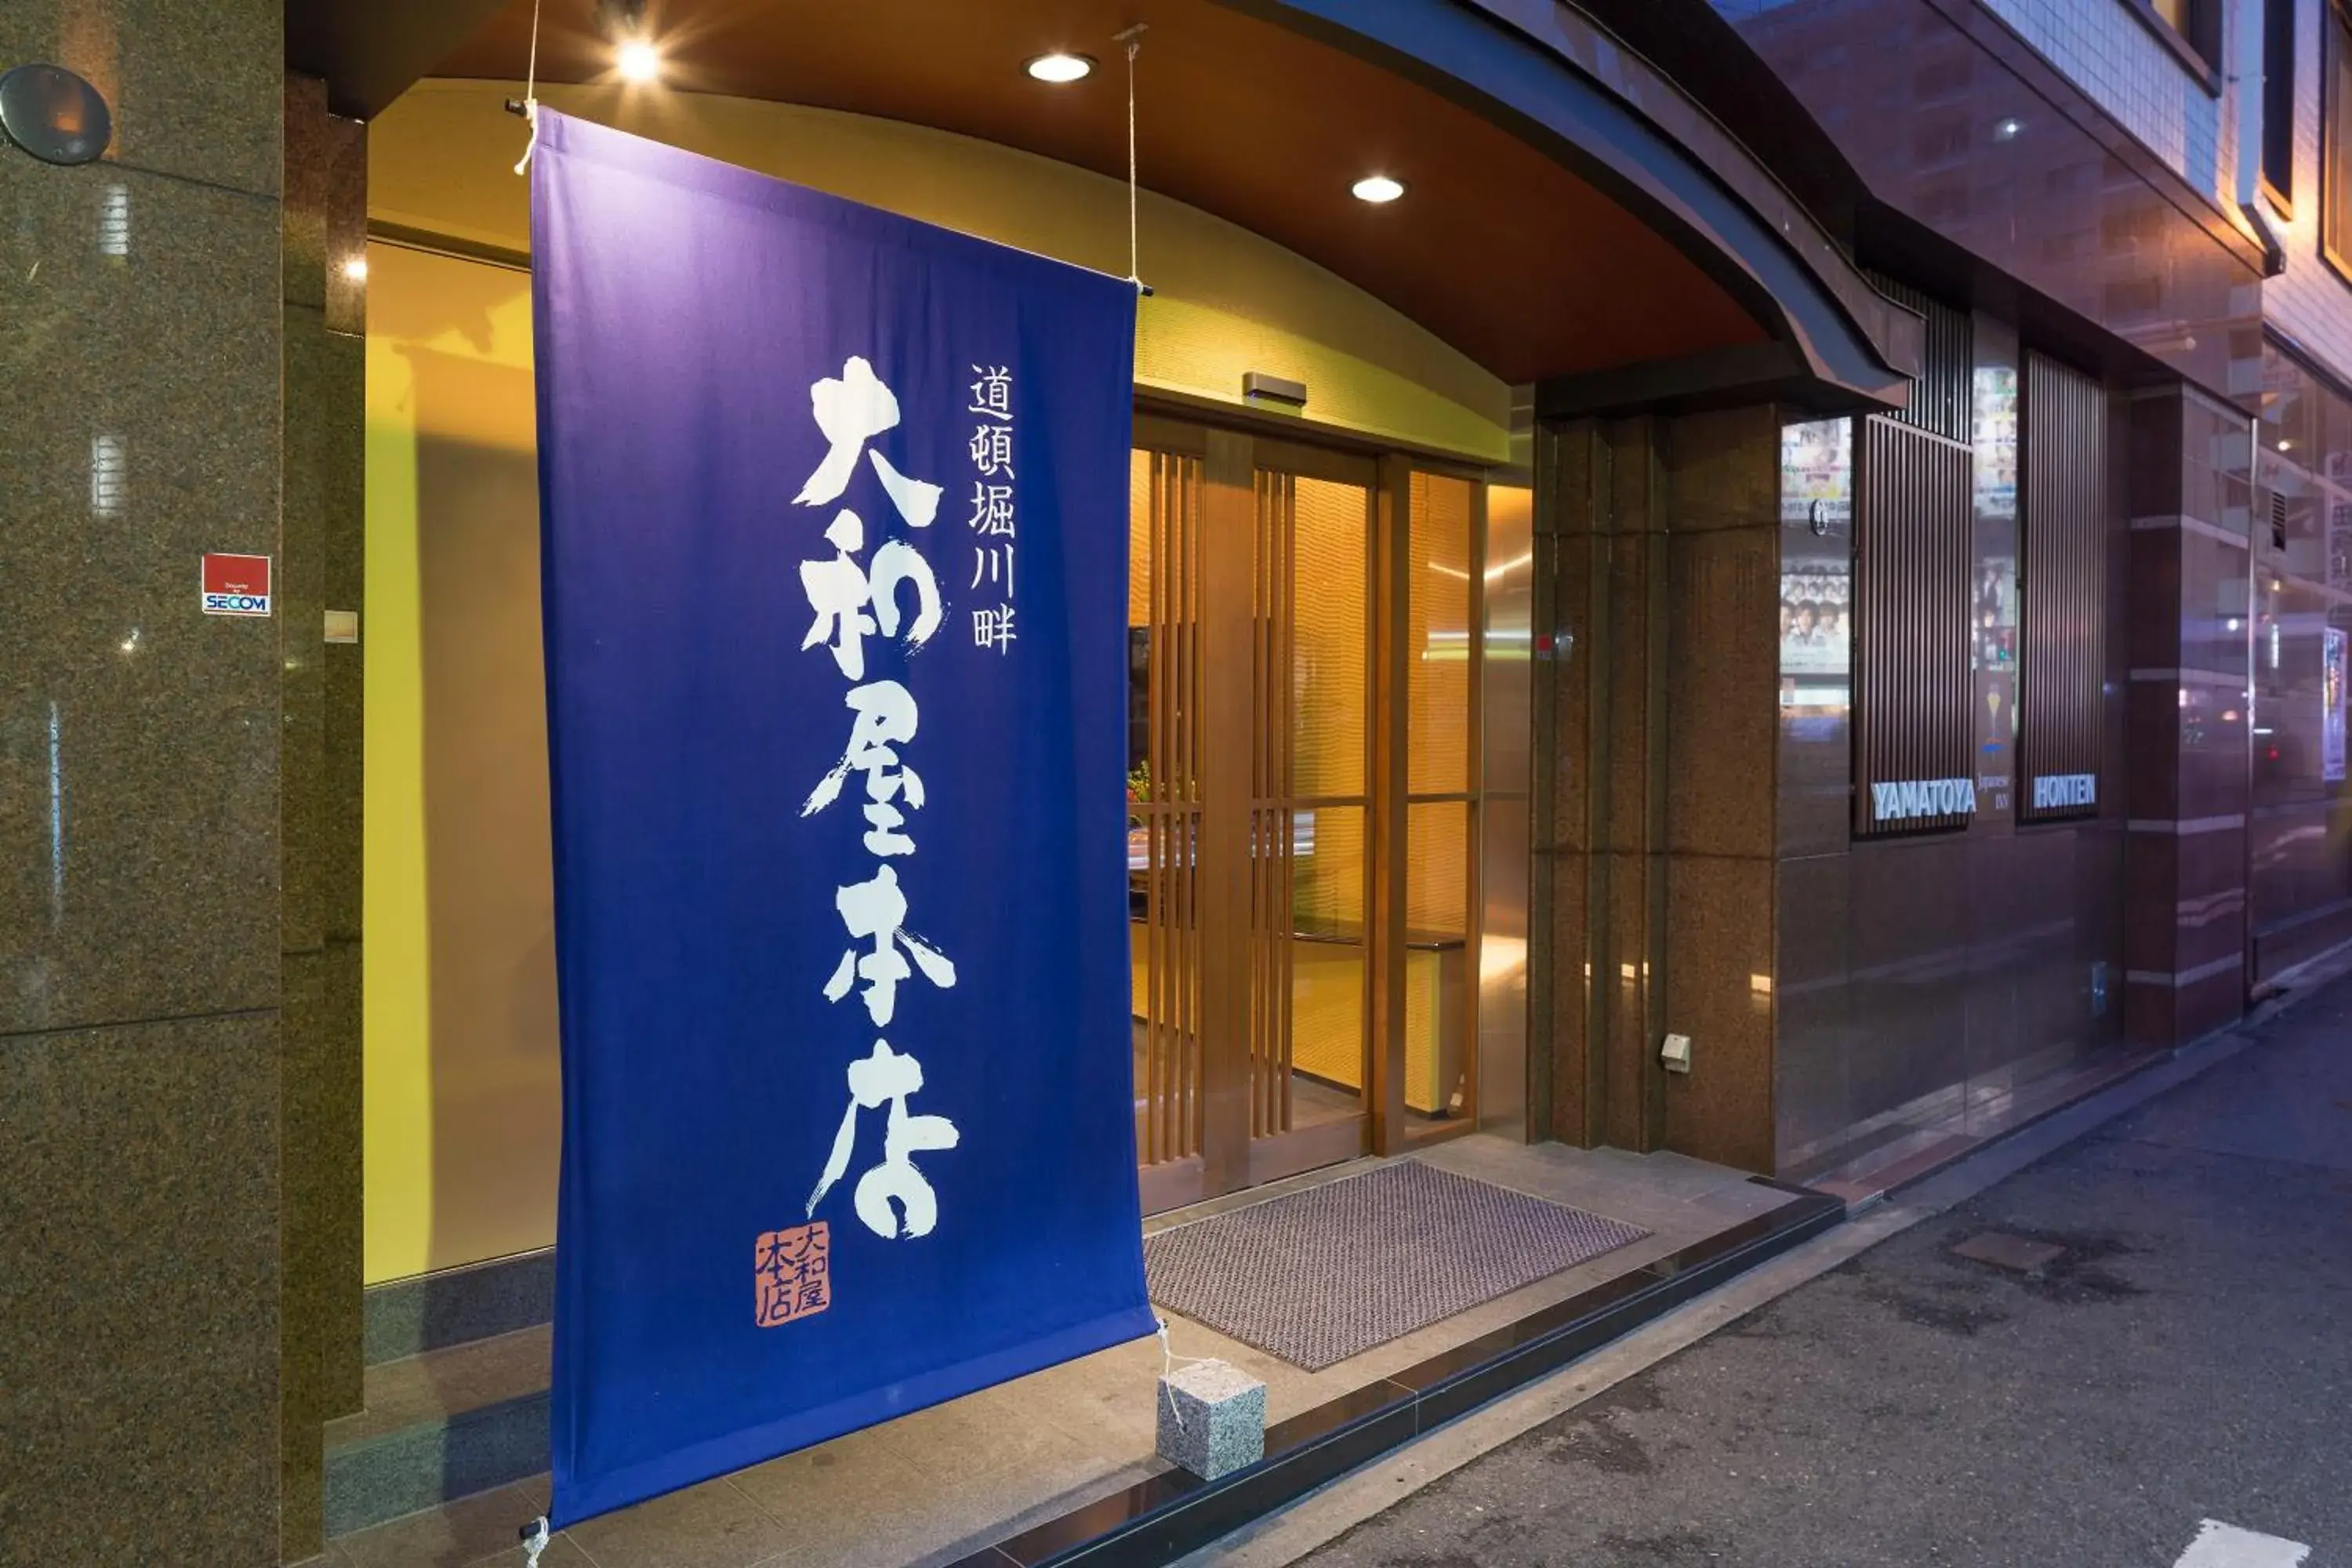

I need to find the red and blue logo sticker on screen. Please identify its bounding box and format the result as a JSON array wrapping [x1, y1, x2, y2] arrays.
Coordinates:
[[201, 552, 271, 617]]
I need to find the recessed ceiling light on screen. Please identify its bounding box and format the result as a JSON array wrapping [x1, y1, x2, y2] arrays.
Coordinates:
[[1025, 53, 1095, 83], [616, 38, 662, 84], [1994, 117, 2024, 140], [1352, 175, 1406, 204]]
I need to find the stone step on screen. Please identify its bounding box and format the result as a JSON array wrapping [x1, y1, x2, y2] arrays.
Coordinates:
[[324, 1323, 552, 1539]]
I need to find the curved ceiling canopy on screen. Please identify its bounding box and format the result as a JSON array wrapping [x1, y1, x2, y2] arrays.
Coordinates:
[[423, 0, 1780, 386]]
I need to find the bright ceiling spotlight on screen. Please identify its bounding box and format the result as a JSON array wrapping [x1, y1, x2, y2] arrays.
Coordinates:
[[1025, 52, 1096, 83], [1351, 174, 1406, 204], [616, 37, 663, 84]]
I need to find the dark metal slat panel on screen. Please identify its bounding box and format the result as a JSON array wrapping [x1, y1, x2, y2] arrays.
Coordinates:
[[1854, 415, 1976, 837], [2018, 354, 2108, 823]]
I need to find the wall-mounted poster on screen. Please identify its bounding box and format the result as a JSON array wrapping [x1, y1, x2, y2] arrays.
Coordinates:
[[1973, 366, 2018, 523], [1780, 418, 1852, 532], [2325, 626, 2347, 784], [1780, 562, 1851, 677]]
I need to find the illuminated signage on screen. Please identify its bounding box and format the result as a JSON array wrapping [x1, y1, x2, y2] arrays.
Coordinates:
[[2029, 773, 2097, 811], [1868, 777, 1977, 822]]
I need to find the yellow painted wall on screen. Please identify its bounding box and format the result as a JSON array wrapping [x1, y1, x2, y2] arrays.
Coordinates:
[[370, 80, 1511, 460], [364, 291, 433, 1283], [363, 79, 1510, 1281], [364, 242, 551, 1283]]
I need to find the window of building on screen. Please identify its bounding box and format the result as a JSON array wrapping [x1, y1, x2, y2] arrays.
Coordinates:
[[2128, 0, 2221, 75], [2328, 1, 2352, 274], [2267, 0, 2297, 209]]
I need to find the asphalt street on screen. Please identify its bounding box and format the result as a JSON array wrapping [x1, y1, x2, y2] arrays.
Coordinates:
[[1299, 982, 2352, 1568]]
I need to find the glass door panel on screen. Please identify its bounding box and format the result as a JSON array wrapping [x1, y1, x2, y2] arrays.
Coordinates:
[[1405, 471, 1481, 1132], [1248, 467, 1372, 1180]]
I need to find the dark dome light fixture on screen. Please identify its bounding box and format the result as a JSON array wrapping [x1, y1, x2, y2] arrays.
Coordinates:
[[0, 63, 113, 166]]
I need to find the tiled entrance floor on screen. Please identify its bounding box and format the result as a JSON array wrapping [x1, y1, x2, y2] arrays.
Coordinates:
[[319, 1137, 1798, 1568]]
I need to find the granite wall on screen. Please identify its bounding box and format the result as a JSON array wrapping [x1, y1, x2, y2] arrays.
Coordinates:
[[1531, 406, 1783, 1174], [0, 5, 364, 1561], [281, 72, 369, 1563]]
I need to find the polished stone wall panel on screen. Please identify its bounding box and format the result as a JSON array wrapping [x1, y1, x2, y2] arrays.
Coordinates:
[[279, 947, 330, 1559], [2168, 826, 2251, 974], [0, 0, 284, 198], [0, 1014, 281, 1566], [1772, 849, 1853, 1167], [1600, 852, 1654, 1151], [1544, 532, 1597, 856], [1846, 833, 1971, 1123], [0, 158, 282, 1037], [5, 9, 296, 1562], [2126, 522, 2187, 670], [1665, 526, 1778, 859], [1664, 405, 1780, 534], [1542, 850, 1592, 1141], [283, 305, 330, 963], [282, 75, 372, 1548], [1600, 519, 1658, 859], [2124, 678, 2184, 821], [2121, 390, 2252, 1045], [1661, 855, 1776, 1172]]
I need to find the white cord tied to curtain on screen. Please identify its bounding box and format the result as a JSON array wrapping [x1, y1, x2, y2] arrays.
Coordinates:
[[1154, 1315, 1214, 1431], [513, 0, 545, 176], [513, 97, 541, 176], [521, 1515, 550, 1567]]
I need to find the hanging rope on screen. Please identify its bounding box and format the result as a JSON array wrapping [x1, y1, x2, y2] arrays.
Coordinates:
[[1153, 1315, 1216, 1431], [1116, 24, 1148, 291], [521, 1515, 550, 1568], [513, 0, 546, 175]]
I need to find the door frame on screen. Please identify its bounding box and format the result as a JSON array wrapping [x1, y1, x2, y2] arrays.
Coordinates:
[[1130, 407, 1494, 1210]]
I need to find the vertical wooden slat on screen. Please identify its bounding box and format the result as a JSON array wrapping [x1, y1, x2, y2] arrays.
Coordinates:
[[1367, 455, 1413, 1152], [1251, 474, 1270, 1137], [1145, 455, 1164, 1165], [1133, 449, 1218, 1167], [1185, 455, 1205, 1156], [1277, 471, 1297, 1133]]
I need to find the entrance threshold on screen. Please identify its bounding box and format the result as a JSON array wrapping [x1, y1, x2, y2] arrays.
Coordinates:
[[322, 1140, 1839, 1567]]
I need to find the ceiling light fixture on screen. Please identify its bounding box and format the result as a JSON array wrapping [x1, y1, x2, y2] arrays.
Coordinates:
[[342, 256, 368, 282], [1025, 52, 1096, 83], [1352, 174, 1406, 204], [616, 37, 663, 84]]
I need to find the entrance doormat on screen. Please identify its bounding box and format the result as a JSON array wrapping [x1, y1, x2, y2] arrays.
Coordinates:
[[1143, 1160, 1651, 1370]]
